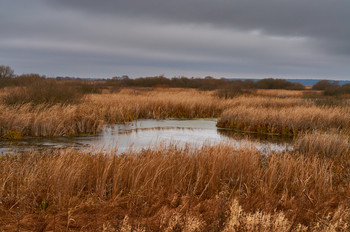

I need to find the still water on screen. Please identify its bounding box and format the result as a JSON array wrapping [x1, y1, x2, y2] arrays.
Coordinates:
[[0, 119, 292, 154]]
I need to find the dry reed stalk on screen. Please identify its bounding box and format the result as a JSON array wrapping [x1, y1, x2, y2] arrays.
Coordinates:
[[223, 199, 349, 232]]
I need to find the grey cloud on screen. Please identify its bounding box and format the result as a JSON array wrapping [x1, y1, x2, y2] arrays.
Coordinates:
[[2, 44, 345, 79], [44, 0, 350, 64], [1, 0, 349, 79], [47, 0, 350, 40]]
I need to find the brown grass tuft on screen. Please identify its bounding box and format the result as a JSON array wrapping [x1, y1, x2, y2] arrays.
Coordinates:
[[217, 105, 350, 135], [294, 131, 349, 157]]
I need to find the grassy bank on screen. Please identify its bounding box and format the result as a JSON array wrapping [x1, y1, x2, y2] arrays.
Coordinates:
[[217, 105, 350, 136], [0, 144, 349, 231], [0, 88, 333, 139], [0, 89, 223, 138]]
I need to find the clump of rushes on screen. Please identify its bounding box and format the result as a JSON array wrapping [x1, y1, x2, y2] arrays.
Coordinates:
[[217, 105, 350, 136], [0, 144, 349, 230], [0, 104, 103, 138], [294, 131, 349, 157], [2, 129, 22, 140], [293, 131, 350, 186]]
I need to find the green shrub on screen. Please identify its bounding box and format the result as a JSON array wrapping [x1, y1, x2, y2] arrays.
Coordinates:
[[3, 130, 22, 140]]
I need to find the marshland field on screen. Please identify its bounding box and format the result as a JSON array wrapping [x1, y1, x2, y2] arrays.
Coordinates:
[[1, 72, 350, 231]]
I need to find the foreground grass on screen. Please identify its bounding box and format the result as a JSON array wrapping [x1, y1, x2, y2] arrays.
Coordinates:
[[0, 143, 349, 231]]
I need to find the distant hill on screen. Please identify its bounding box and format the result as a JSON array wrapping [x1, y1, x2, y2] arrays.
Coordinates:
[[229, 78, 350, 86]]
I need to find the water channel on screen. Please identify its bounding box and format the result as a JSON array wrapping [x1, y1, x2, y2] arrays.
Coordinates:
[[0, 119, 292, 154]]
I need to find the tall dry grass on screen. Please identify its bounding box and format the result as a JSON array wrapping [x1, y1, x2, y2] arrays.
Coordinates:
[[0, 88, 348, 138], [84, 90, 310, 124], [294, 131, 349, 157], [0, 104, 102, 137], [0, 144, 349, 231], [294, 131, 350, 188], [223, 199, 349, 232], [255, 89, 310, 98], [0, 89, 312, 137], [85, 89, 224, 122], [0, 89, 224, 138], [217, 105, 350, 135]]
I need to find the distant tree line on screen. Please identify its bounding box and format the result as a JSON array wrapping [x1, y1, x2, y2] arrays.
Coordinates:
[[0, 65, 306, 95], [0, 66, 102, 105], [312, 80, 350, 96], [106, 75, 305, 91], [4, 64, 350, 105]]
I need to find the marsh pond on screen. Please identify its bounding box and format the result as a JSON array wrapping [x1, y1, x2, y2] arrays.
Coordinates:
[[0, 119, 292, 154]]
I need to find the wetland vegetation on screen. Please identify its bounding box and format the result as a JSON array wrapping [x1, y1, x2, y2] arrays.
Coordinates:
[[1, 67, 350, 231]]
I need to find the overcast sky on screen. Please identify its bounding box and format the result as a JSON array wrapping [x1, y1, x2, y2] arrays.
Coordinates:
[[1, 0, 350, 79]]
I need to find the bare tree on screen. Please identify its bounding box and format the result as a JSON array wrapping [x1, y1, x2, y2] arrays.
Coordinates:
[[0, 65, 15, 79]]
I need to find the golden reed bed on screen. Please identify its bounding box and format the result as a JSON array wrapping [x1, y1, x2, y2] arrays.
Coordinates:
[[217, 105, 350, 135], [0, 143, 349, 231], [1, 88, 350, 231], [1, 88, 344, 138]]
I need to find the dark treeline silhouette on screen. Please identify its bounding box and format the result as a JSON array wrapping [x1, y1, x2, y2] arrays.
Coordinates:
[[1, 65, 305, 91], [1, 65, 308, 104], [312, 80, 350, 96], [0, 66, 102, 105], [254, 78, 304, 90], [106, 76, 305, 92], [1, 74, 98, 105], [107, 76, 230, 90]]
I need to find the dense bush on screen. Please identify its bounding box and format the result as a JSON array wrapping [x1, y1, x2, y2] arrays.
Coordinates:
[[0, 65, 15, 87], [2, 74, 83, 105], [255, 78, 304, 90], [216, 80, 256, 98], [324, 84, 350, 96], [310, 80, 350, 96], [69, 80, 103, 94], [312, 80, 339, 90]]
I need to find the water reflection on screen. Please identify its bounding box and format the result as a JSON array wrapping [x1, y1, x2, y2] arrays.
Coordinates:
[[0, 119, 292, 154], [217, 129, 293, 145]]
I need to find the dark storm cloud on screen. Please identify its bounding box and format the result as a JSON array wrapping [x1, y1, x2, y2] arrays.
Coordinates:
[[1, 0, 349, 79], [48, 0, 350, 44]]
